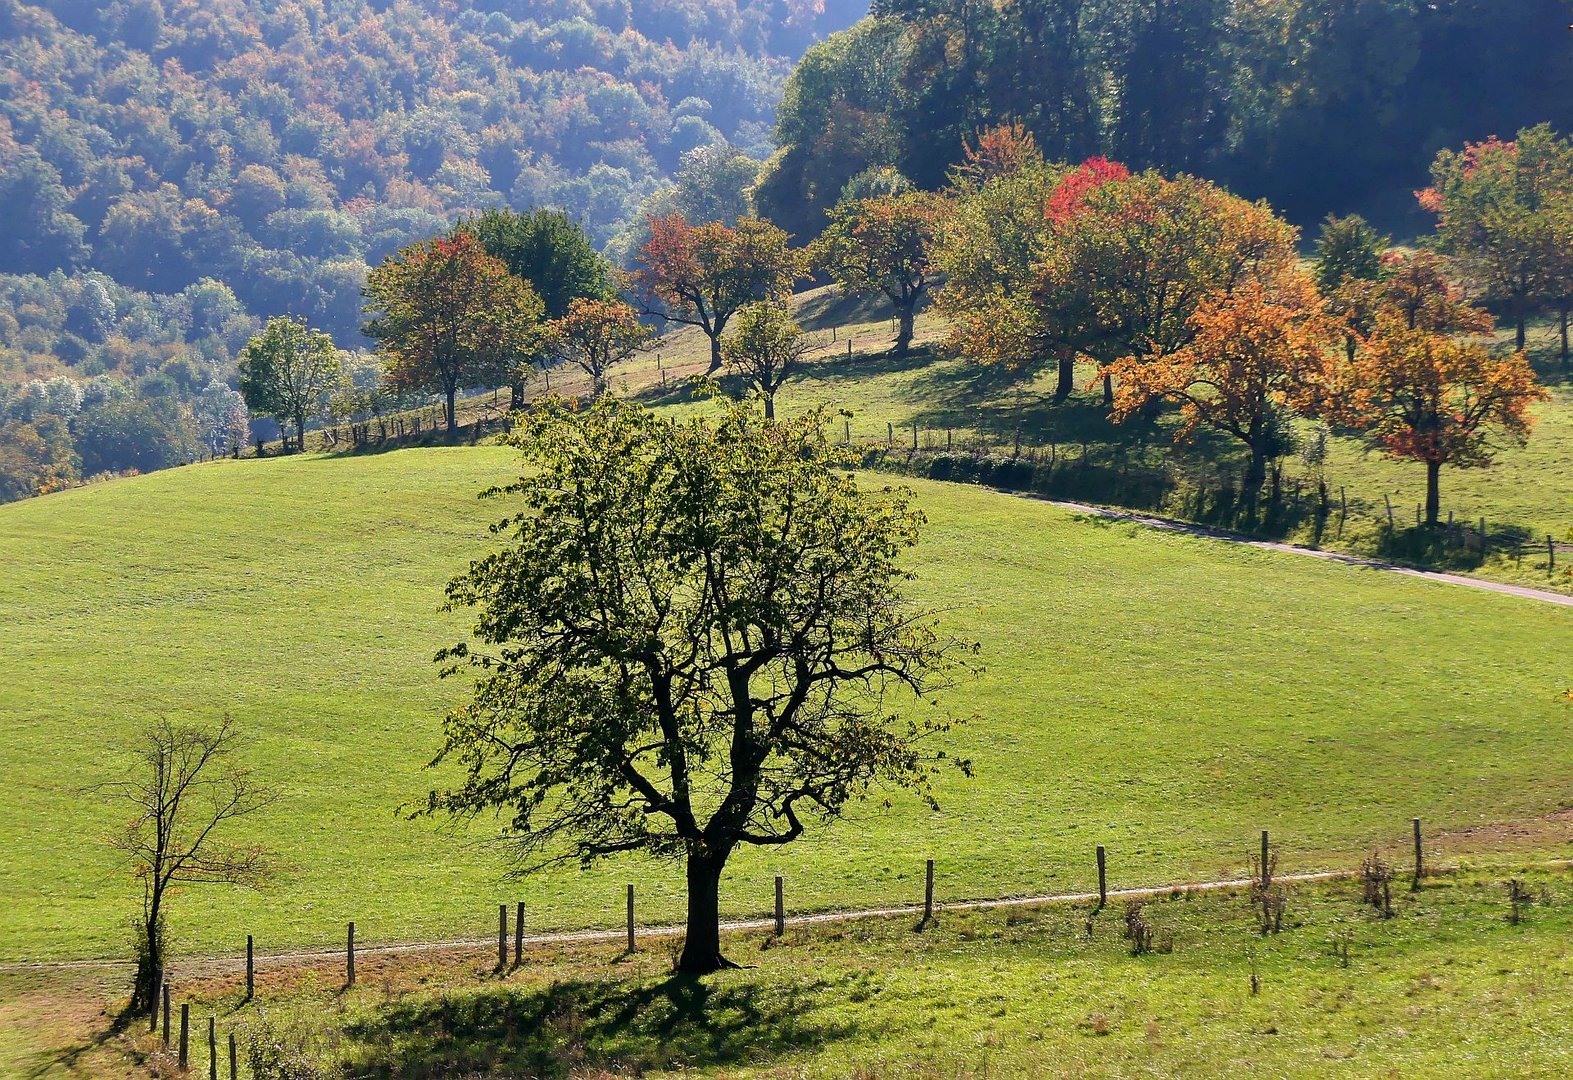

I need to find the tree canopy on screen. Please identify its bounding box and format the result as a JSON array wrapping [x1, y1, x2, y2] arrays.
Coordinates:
[[422, 397, 974, 974]]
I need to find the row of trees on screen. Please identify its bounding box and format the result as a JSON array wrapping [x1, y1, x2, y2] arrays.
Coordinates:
[[926, 125, 1546, 524], [758, 1, 1573, 237]]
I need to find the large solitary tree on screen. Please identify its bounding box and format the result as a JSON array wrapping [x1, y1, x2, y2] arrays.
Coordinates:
[[421, 398, 974, 975], [363, 233, 545, 434], [237, 316, 341, 452]]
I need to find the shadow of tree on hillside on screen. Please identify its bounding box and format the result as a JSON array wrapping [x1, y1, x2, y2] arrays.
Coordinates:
[[342, 974, 853, 1079]]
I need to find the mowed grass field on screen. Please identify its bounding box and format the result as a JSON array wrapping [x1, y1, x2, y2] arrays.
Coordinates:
[[1, 443, 1571, 966]]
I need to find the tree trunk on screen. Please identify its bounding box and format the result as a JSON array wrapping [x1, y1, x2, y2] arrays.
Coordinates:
[[895, 306, 915, 356], [763, 394, 775, 420], [1425, 459, 1441, 526], [294, 415, 306, 454], [707, 334, 724, 374], [510, 380, 526, 411], [1055, 355, 1075, 401], [444, 386, 458, 434], [676, 850, 735, 975], [1516, 315, 1527, 352], [1102, 373, 1113, 408], [1561, 308, 1569, 369], [1243, 446, 1268, 515], [132, 900, 164, 1014]]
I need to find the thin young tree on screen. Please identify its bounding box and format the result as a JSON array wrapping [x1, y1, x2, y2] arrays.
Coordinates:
[[419, 398, 976, 975], [721, 301, 810, 418], [99, 715, 275, 1015], [539, 298, 652, 398]]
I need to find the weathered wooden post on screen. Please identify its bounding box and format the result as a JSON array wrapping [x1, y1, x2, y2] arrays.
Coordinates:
[[208, 1015, 217, 1080], [923, 859, 935, 925], [886, 422, 893, 445], [514, 901, 525, 966], [1261, 830, 1271, 884], [774, 876, 785, 936], [497, 904, 508, 969], [162, 983, 171, 1047], [1549, 535, 1556, 571], [1096, 846, 1107, 908], [228, 1033, 237, 1080], [1412, 818, 1424, 890], [179, 1003, 190, 1069], [245, 935, 254, 1000], [626, 884, 636, 952]]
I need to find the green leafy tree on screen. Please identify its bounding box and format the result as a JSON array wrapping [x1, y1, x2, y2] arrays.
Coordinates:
[[237, 316, 342, 453], [420, 398, 975, 975], [1313, 215, 1388, 295], [813, 191, 944, 356], [362, 233, 545, 433], [462, 210, 614, 406], [722, 301, 811, 418]]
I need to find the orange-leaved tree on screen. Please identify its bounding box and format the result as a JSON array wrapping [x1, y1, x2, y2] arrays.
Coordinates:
[[1103, 273, 1335, 508], [1035, 171, 1300, 405], [363, 232, 544, 433], [541, 298, 653, 399], [635, 215, 804, 374], [1326, 316, 1545, 525], [812, 190, 945, 356]]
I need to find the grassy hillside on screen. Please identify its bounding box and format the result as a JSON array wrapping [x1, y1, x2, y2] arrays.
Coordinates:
[[2, 444, 1571, 967], [603, 292, 1573, 593]]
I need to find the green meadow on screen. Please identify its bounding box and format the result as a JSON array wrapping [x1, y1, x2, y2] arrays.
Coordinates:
[[2, 444, 1570, 966]]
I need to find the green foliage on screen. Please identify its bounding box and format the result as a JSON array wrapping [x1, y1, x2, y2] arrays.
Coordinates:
[[362, 234, 544, 432], [238, 317, 342, 450], [767, 1, 1573, 229], [1313, 214, 1390, 294], [425, 398, 972, 970], [721, 301, 811, 416], [461, 210, 613, 321]]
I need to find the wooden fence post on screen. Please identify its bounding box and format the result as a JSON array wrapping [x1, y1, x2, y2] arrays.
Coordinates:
[[245, 935, 253, 1000], [208, 1015, 217, 1080], [923, 859, 935, 925], [179, 1003, 190, 1069], [886, 422, 893, 445], [1261, 830, 1270, 884], [1412, 818, 1424, 890], [775, 876, 785, 936], [1549, 535, 1556, 571], [844, 419, 851, 444], [1096, 846, 1107, 908], [626, 885, 636, 952], [228, 1033, 237, 1080], [514, 901, 525, 967], [847, 340, 852, 359], [162, 983, 170, 1047], [346, 922, 356, 987], [1340, 487, 1347, 516], [497, 905, 508, 969], [1384, 494, 1395, 528]]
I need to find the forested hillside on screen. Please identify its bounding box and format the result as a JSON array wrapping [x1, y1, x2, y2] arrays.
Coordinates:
[[757, 0, 1573, 239], [0, 0, 863, 370]]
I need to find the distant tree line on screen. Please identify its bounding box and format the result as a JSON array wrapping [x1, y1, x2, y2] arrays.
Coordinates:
[[754, 0, 1573, 239]]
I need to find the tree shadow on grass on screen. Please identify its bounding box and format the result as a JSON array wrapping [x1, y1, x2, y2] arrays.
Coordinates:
[[342, 974, 853, 1079]]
